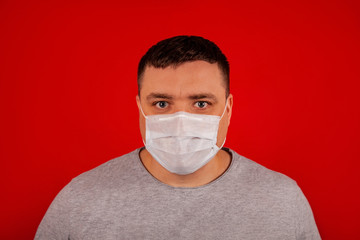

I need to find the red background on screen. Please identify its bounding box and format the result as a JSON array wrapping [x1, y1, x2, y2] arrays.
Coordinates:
[[1, 0, 359, 239]]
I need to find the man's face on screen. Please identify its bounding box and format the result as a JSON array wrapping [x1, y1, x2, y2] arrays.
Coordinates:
[[136, 60, 233, 148]]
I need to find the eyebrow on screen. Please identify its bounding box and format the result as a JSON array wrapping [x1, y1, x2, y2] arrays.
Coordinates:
[[188, 93, 218, 102], [146, 93, 174, 101], [146, 92, 218, 102]]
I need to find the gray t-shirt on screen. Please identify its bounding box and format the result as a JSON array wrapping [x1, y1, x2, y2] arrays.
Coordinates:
[[35, 148, 321, 239]]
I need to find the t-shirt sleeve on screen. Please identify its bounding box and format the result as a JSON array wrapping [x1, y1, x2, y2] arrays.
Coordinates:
[[34, 182, 72, 240], [293, 184, 321, 240]]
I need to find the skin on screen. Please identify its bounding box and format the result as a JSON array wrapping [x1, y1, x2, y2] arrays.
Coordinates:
[[136, 60, 233, 187]]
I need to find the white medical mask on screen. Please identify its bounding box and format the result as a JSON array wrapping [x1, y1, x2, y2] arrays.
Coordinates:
[[140, 103, 227, 175]]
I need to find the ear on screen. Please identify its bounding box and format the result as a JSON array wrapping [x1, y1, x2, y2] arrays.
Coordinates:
[[226, 94, 233, 125], [136, 95, 141, 110]]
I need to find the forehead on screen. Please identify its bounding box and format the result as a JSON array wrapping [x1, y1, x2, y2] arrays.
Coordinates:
[[140, 61, 226, 98]]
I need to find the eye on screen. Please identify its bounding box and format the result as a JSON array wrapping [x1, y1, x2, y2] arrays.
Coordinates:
[[195, 101, 208, 109], [155, 101, 169, 109]]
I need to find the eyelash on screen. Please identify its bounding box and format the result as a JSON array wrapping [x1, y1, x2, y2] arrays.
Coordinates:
[[194, 101, 211, 109], [153, 101, 169, 109], [152, 101, 212, 109]]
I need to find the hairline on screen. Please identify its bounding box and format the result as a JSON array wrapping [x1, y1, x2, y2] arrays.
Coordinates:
[[137, 61, 229, 97]]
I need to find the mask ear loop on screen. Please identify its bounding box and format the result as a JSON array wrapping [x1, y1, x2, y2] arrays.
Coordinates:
[[139, 103, 148, 145], [220, 97, 229, 120], [219, 137, 227, 149], [217, 97, 229, 149], [139, 103, 148, 119]]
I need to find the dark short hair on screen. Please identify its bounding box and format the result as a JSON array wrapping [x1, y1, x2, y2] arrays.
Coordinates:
[[137, 35, 229, 97]]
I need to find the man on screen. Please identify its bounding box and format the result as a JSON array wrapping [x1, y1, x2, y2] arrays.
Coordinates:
[[35, 36, 321, 239]]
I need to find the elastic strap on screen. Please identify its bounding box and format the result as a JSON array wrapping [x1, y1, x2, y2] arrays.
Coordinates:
[[139, 103, 148, 119], [220, 98, 229, 119]]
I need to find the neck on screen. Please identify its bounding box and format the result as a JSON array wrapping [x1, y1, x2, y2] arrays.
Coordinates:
[[139, 148, 231, 188]]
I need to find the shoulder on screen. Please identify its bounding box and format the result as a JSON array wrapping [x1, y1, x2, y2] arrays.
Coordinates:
[[226, 148, 301, 197], [35, 148, 144, 239], [224, 149, 321, 239], [225, 148, 311, 214], [64, 148, 144, 195]]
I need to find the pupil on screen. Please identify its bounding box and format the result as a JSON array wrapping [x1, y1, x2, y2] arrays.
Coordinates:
[[159, 102, 166, 108], [198, 102, 205, 108]]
